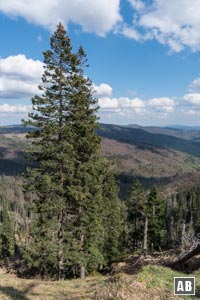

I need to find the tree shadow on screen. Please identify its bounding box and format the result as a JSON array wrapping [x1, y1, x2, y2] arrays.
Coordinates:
[[0, 282, 37, 300]]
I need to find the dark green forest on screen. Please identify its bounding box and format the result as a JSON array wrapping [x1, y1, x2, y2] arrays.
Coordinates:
[[1, 23, 200, 280]]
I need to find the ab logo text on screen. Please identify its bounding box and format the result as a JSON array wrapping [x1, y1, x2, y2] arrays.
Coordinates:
[[174, 277, 195, 295]]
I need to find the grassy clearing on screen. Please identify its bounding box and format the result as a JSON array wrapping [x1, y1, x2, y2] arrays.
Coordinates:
[[138, 265, 200, 299], [0, 265, 200, 300], [0, 269, 105, 300]]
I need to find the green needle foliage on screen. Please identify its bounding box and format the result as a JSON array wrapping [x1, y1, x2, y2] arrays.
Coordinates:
[[146, 186, 165, 250], [101, 161, 122, 263], [22, 23, 121, 279], [126, 182, 165, 253], [126, 181, 146, 251], [0, 195, 14, 258]]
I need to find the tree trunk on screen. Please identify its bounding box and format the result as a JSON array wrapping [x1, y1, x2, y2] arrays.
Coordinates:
[[58, 211, 64, 280], [80, 232, 85, 279], [143, 215, 148, 255], [172, 244, 200, 268], [80, 265, 85, 279], [58, 244, 64, 280], [181, 223, 186, 251]]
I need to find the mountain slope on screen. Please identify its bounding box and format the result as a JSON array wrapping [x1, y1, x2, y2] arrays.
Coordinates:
[[126, 124, 200, 141], [1, 124, 200, 186], [101, 138, 200, 178], [98, 124, 200, 158]]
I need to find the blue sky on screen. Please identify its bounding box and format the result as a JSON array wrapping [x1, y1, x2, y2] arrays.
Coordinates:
[[1, 0, 200, 126]]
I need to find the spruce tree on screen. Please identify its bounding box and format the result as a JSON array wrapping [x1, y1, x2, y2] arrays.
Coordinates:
[[146, 186, 165, 251], [0, 195, 14, 258], [101, 162, 122, 264], [126, 181, 146, 251], [23, 23, 120, 279]]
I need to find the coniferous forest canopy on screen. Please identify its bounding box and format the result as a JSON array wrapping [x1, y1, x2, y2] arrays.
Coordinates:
[[1, 23, 200, 283]]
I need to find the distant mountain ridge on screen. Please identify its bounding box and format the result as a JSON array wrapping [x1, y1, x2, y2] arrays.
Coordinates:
[[97, 123, 200, 158], [128, 124, 200, 130], [125, 124, 200, 141], [0, 124, 200, 191], [1, 123, 200, 156]]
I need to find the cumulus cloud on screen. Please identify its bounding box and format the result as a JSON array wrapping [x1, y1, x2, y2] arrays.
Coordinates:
[[97, 93, 177, 117], [0, 104, 31, 113], [1, 0, 200, 52], [189, 77, 200, 91], [93, 83, 113, 97], [0, 55, 43, 80], [0, 54, 43, 99], [128, 0, 145, 11], [183, 109, 200, 115], [119, 25, 142, 41], [0, 0, 122, 35], [2, 1, 199, 51], [121, 0, 200, 52], [98, 97, 118, 109], [0, 54, 181, 122], [184, 93, 200, 105], [98, 96, 145, 112], [148, 97, 175, 112], [0, 55, 42, 123]]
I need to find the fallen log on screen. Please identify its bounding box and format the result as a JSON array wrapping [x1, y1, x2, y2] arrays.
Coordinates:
[[171, 244, 200, 269]]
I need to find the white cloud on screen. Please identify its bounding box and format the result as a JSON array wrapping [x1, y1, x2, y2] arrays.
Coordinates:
[[93, 83, 113, 97], [1, 1, 200, 52], [98, 94, 177, 117], [0, 55, 43, 99], [0, 76, 41, 99], [0, 104, 31, 113], [121, 0, 200, 52], [189, 77, 200, 91], [0, 54, 43, 80], [183, 109, 200, 115], [118, 97, 144, 110], [0, 0, 122, 36], [98, 96, 145, 111], [128, 0, 145, 11], [148, 97, 175, 112], [98, 97, 119, 109], [184, 93, 200, 105], [120, 25, 141, 41]]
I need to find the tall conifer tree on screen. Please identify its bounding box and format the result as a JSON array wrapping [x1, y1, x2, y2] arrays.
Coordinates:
[[101, 162, 121, 263], [23, 23, 120, 279], [146, 186, 165, 250], [0, 195, 14, 258], [126, 181, 146, 251]]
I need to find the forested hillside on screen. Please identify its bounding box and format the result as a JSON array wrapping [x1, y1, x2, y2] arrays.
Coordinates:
[[1, 122, 200, 270]]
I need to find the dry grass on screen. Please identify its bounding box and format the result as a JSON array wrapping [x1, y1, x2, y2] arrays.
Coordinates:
[[1, 249, 200, 300], [0, 268, 104, 300], [0, 263, 200, 300]]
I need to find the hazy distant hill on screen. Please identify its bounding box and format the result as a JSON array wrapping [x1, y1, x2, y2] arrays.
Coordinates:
[[0, 127, 31, 175], [98, 123, 200, 158], [0, 124, 33, 134], [0, 124, 200, 189], [101, 137, 200, 179], [125, 124, 200, 141], [99, 123, 200, 196]]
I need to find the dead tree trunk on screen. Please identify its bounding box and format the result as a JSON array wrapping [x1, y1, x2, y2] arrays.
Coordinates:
[[80, 232, 85, 279], [181, 223, 186, 251], [58, 210, 64, 280], [172, 245, 200, 268], [143, 215, 148, 255]]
